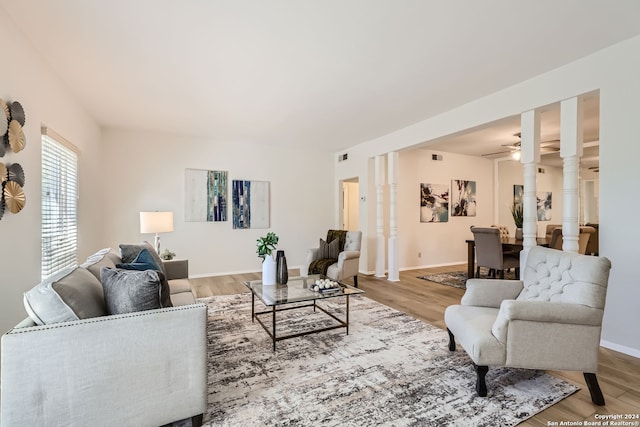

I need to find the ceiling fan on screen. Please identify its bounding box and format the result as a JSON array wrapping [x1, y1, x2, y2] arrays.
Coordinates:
[[482, 132, 560, 158]]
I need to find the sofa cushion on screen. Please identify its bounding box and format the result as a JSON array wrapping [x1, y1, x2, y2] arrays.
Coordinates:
[[101, 268, 171, 314], [119, 242, 166, 276], [23, 267, 108, 325], [81, 247, 121, 281]]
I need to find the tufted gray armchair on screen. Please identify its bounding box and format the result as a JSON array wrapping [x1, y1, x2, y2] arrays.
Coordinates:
[[445, 246, 612, 405]]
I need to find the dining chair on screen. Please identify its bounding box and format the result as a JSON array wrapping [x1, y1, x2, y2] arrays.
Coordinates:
[[549, 226, 596, 254], [491, 225, 510, 239], [470, 226, 520, 279], [545, 224, 561, 240], [585, 223, 599, 255]]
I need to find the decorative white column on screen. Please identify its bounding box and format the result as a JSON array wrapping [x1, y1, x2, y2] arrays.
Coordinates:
[[374, 155, 386, 277], [560, 97, 584, 253], [520, 110, 541, 271], [387, 152, 399, 282]]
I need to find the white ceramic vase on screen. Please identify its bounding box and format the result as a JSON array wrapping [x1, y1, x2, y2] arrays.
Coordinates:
[[262, 254, 277, 286]]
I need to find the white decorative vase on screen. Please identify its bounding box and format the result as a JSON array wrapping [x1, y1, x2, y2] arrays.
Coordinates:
[[262, 255, 277, 286]]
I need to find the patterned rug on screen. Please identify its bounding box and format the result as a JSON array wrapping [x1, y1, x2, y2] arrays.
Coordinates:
[[197, 294, 578, 426], [418, 270, 517, 289]]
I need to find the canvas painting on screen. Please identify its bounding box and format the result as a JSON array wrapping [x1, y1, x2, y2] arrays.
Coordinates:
[[451, 180, 476, 217], [232, 180, 270, 229], [513, 184, 524, 208], [185, 169, 228, 222], [420, 183, 449, 223], [537, 191, 552, 221]]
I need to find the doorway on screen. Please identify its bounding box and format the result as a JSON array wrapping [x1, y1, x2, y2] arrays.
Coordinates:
[[341, 178, 359, 231]]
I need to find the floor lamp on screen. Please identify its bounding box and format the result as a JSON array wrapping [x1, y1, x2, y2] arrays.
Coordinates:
[[139, 211, 174, 254]]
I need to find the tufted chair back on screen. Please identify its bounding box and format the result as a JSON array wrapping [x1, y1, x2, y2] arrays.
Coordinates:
[[344, 231, 362, 251], [491, 225, 510, 239], [517, 246, 611, 309]]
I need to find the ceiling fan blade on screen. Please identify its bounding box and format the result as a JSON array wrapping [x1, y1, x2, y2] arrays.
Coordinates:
[[540, 146, 560, 153], [482, 149, 513, 157]]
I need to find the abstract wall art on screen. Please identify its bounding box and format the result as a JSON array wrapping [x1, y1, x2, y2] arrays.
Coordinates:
[[513, 184, 524, 208], [451, 179, 476, 217], [536, 191, 552, 221], [185, 169, 228, 222], [420, 183, 449, 223], [232, 180, 270, 229]]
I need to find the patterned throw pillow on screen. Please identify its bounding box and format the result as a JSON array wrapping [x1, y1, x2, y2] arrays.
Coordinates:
[[319, 238, 340, 260], [319, 238, 330, 259], [328, 239, 340, 259]]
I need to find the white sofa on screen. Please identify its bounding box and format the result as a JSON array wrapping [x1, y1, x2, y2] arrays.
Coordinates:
[[1, 246, 207, 426]]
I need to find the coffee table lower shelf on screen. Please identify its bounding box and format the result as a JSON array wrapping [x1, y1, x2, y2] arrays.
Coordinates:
[[251, 293, 352, 351]]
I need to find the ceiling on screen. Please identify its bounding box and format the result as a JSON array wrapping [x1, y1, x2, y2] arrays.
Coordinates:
[[423, 93, 601, 168], [2, 1, 640, 153]]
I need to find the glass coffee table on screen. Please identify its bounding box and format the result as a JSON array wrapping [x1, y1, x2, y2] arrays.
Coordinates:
[[243, 274, 364, 350]]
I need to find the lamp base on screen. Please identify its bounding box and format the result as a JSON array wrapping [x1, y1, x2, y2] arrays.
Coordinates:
[[154, 234, 161, 254]]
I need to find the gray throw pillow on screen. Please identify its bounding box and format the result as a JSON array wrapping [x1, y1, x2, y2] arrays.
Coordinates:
[[81, 247, 121, 281], [319, 238, 340, 260], [101, 268, 169, 315], [23, 267, 108, 325], [328, 239, 340, 259]]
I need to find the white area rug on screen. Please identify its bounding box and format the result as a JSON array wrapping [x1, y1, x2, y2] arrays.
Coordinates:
[[200, 294, 578, 426]]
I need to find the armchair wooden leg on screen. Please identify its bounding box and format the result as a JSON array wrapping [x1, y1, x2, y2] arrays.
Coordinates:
[[584, 373, 606, 406], [474, 364, 488, 397], [447, 328, 456, 351], [353, 275, 358, 288]]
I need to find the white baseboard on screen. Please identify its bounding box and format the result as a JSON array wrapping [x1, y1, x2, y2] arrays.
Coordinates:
[[600, 340, 640, 359], [189, 265, 302, 279]]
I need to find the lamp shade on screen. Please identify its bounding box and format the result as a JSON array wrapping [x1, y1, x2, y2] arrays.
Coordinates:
[[140, 211, 174, 234]]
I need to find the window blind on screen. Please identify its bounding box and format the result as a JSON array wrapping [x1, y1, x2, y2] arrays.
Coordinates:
[[41, 129, 79, 280]]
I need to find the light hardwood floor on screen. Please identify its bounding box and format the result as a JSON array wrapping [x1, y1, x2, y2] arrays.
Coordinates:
[[190, 266, 640, 425]]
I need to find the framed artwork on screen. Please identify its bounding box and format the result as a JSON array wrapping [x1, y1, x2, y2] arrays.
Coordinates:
[[232, 180, 270, 229], [451, 179, 476, 217], [185, 169, 228, 222], [420, 183, 449, 223], [513, 184, 524, 208], [537, 191, 552, 221]]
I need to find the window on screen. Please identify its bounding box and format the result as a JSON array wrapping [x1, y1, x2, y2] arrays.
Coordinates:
[[41, 127, 79, 280]]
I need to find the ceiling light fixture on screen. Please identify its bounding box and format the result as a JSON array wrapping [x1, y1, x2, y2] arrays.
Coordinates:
[[511, 151, 521, 161]]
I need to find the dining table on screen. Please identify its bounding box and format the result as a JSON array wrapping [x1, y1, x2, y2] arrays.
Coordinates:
[[465, 236, 549, 280]]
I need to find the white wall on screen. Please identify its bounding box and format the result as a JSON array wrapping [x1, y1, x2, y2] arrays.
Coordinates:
[[398, 149, 494, 268], [336, 35, 640, 356], [101, 129, 334, 276], [0, 9, 103, 338]]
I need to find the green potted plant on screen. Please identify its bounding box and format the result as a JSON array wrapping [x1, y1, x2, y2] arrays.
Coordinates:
[[510, 202, 524, 239], [256, 232, 278, 285]]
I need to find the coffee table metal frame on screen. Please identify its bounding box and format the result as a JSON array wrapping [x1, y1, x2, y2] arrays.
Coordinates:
[[243, 275, 364, 351]]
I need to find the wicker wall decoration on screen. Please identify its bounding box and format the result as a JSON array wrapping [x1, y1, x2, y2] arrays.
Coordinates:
[[0, 98, 27, 221]]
